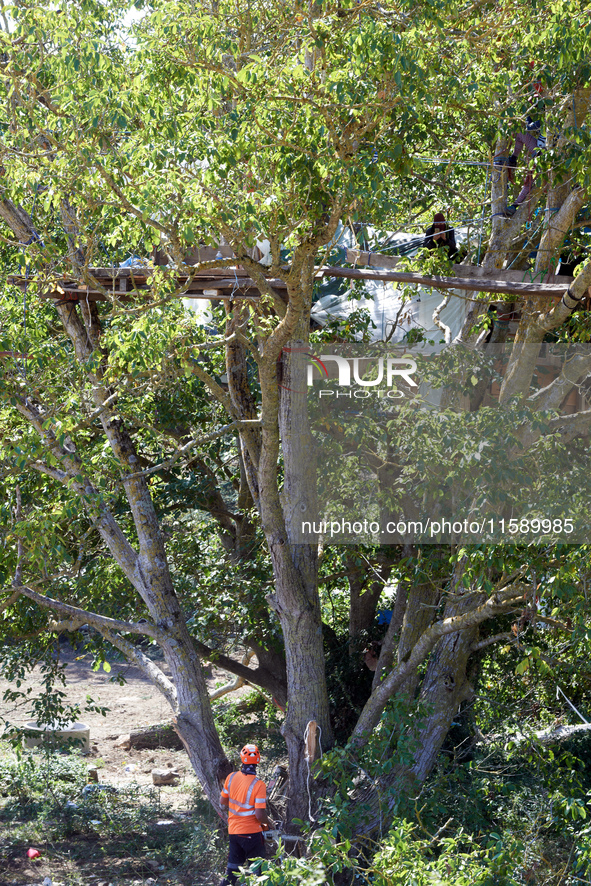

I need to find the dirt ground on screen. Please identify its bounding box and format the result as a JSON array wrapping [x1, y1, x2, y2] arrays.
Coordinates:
[[0, 643, 243, 795]]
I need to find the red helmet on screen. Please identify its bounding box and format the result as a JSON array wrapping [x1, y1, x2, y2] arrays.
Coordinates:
[[240, 744, 260, 765]]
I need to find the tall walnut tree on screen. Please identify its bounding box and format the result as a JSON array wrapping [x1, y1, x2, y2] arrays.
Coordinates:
[[1, 0, 591, 826]]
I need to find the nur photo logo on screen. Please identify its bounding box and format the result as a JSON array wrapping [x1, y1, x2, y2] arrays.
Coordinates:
[[305, 352, 418, 399]]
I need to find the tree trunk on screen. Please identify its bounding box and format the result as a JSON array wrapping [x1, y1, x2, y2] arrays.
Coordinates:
[[497, 94, 591, 402], [275, 329, 334, 822], [228, 245, 336, 824], [410, 593, 482, 781], [0, 197, 232, 814], [396, 580, 439, 697], [54, 300, 230, 812], [168, 626, 234, 807]]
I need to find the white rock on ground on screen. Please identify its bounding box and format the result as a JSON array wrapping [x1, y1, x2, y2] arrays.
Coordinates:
[[151, 767, 180, 785]]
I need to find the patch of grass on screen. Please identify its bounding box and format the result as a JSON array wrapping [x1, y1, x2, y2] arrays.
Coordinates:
[[0, 749, 227, 885]]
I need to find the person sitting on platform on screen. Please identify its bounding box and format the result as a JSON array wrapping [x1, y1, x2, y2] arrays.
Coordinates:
[[423, 212, 458, 261]]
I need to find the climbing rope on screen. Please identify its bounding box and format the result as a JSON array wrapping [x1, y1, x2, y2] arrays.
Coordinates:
[[412, 156, 492, 167], [304, 720, 323, 824], [556, 685, 589, 725]]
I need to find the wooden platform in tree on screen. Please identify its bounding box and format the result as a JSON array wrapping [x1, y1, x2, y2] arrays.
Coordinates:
[[8, 260, 574, 302], [8, 266, 289, 302]]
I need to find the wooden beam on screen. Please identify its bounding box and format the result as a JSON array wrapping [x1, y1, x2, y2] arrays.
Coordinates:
[[37, 291, 267, 302], [345, 249, 574, 287], [452, 265, 572, 286], [320, 266, 571, 297], [10, 265, 288, 302]]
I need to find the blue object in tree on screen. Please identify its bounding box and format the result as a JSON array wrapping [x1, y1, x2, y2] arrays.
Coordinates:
[[377, 609, 393, 625]]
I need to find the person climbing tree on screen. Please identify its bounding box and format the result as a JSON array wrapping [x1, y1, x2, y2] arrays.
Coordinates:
[[363, 642, 381, 672], [501, 117, 545, 217], [219, 744, 271, 886], [423, 212, 458, 261]]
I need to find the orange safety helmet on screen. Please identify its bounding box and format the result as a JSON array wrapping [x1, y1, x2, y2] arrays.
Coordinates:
[[240, 743, 261, 765]]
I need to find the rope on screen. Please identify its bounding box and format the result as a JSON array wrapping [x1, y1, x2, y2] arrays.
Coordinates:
[[412, 156, 492, 167], [505, 206, 563, 272], [506, 220, 543, 271], [477, 169, 490, 265], [304, 721, 323, 824], [556, 686, 589, 724], [378, 212, 489, 233], [376, 215, 487, 256]]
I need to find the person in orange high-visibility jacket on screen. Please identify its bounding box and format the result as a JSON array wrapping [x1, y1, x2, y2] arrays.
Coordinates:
[[219, 743, 271, 886]]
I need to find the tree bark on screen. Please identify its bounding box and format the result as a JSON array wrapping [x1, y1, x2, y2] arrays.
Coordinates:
[[249, 243, 336, 823], [497, 92, 591, 402], [347, 548, 398, 647], [275, 323, 334, 821], [349, 584, 526, 749], [410, 592, 482, 781], [396, 579, 440, 698]]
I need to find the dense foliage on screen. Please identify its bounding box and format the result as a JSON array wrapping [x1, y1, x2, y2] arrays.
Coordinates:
[[1, 0, 591, 883]]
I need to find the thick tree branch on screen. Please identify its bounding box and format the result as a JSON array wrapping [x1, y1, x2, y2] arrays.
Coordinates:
[[535, 615, 573, 633], [189, 361, 240, 420], [0, 588, 21, 615], [3, 583, 176, 706], [10, 391, 141, 586], [538, 232, 591, 332], [193, 639, 287, 703], [101, 630, 177, 707], [528, 353, 591, 411], [546, 408, 591, 445], [124, 419, 261, 481], [471, 631, 516, 652], [209, 649, 256, 701], [350, 586, 527, 747], [0, 197, 39, 242], [14, 584, 165, 641]]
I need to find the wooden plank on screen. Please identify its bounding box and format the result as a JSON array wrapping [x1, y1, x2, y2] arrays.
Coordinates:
[[40, 291, 110, 302], [181, 292, 257, 300], [85, 266, 254, 279], [345, 250, 574, 286], [10, 266, 288, 290], [20, 261, 575, 301], [320, 266, 571, 297], [452, 265, 572, 286], [187, 277, 264, 289], [57, 285, 104, 296], [346, 249, 400, 270], [39, 289, 265, 302]]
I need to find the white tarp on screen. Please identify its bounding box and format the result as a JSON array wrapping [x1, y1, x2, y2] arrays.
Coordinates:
[[311, 281, 469, 344], [311, 222, 473, 343]]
